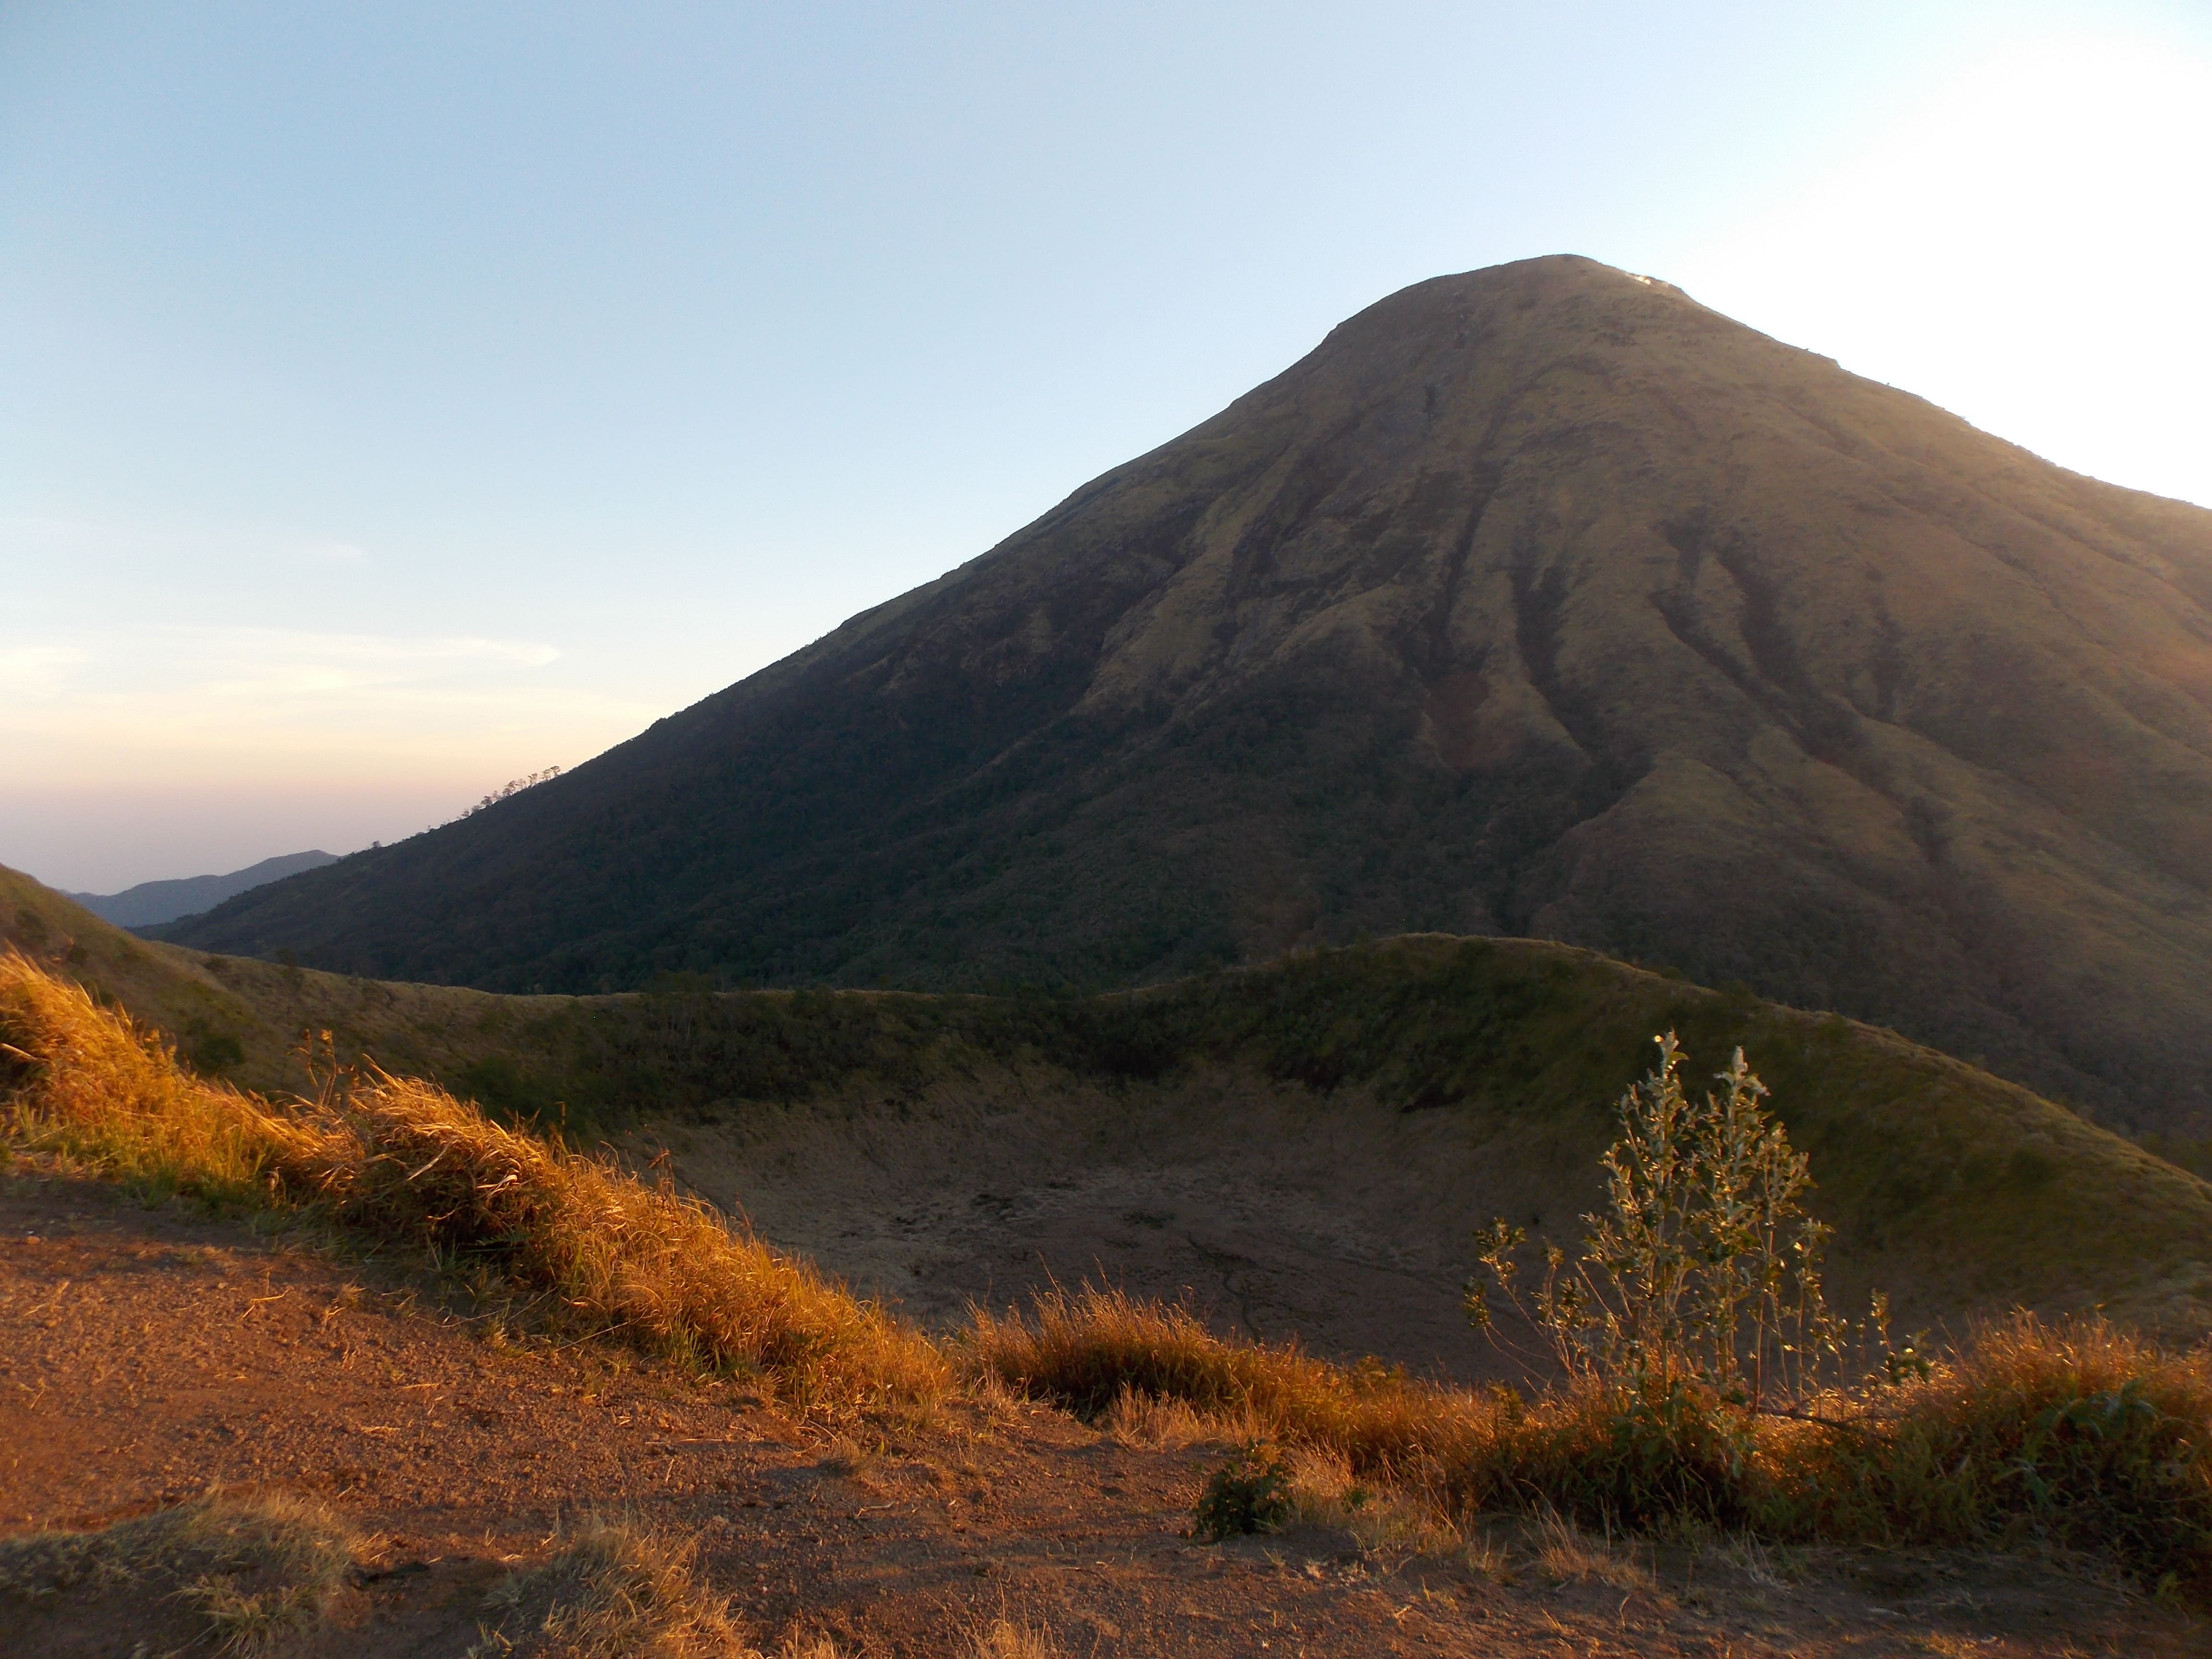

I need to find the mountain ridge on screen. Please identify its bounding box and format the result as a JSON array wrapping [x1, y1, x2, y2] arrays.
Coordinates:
[[11, 860, 2212, 1351], [161, 255, 2212, 1133], [67, 850, 338, 928]]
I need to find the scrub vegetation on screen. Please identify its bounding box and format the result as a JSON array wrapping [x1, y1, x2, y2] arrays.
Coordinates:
[[6, 947, 2209, 1594]]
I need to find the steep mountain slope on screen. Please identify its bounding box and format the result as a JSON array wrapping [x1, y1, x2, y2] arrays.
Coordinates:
[[164, 256, 2212, 1131], [68, 849, 337, 927]]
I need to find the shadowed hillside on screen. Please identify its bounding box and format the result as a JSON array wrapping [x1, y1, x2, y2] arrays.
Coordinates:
[[11, 862, 2212, 1370], [155, 257, 2212, 1134], [67, 850, 337, 928]]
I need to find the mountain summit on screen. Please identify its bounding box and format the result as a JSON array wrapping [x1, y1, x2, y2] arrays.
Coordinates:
[[166, 256, 2212, 1131]]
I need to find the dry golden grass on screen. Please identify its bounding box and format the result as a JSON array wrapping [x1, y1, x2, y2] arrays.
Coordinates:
[[474, 1517, 747, 1659], [1277, 1443, 1462, 1557], [967, 1613, 1060, 1658], [967, 1282, 2212, 1583], [969, 1286, 1672, 1511], [1528, 1508, 1658, 1592], [1099, 1382, 1259, 1450], [1765, 1313, 2212, 1574], [1461, 1527, 1515, 1584], [0, 949, 325, 1202], [315, 1066, 947, 1417], [0, 1491, 356, 1655], [1702, 1533, 1803, 1589], [966, 1285, 1495, 1479], [0, 950, 946, 1419], [10, 950, 2211, 1586]]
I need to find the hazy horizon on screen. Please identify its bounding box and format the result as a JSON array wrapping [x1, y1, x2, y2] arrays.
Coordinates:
[[8, 1, 2210, 892]]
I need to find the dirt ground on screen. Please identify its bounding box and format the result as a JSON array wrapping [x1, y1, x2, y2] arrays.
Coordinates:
[[3, 1162, 2200, 1657], [632, 1064, 2038, 1391], [637, 1070, 1614, 1386]]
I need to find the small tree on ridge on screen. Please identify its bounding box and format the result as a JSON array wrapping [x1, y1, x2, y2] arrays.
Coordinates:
[[1466, 1032, 1844, 1412]]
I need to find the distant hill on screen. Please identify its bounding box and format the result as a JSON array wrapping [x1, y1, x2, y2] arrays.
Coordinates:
[[8, 860, 2212, 1353], [159, 256, 2212, 1134], [70, 850, 337, 928]]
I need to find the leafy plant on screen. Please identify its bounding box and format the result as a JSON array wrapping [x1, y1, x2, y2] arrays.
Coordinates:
[[1467, 1032, 1843, 1412], [1192, 1441, 1293, 1540]]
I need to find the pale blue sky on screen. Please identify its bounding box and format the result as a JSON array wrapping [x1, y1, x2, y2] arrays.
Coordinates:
[[6, 1, 2210, 890]]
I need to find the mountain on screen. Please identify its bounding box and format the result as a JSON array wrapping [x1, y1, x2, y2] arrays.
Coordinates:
[[69, 850, 338, 928], [160, 256, 2212, 1134]]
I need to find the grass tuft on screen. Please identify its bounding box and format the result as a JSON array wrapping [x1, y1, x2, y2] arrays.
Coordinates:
[[312, 1065, 947, 1415], [1763, 1313, 2212, 1576], [475, 1517, 746, 1659], [965, 1284, 1489, 1479], [968, 1614, 1059, 1658], [1528, 1506, 1657, 1591], [0, 948, 325, 1203], [0, 949, 946, 1419], [1099, 1382, 1255, 1449], [0, 1491, 354, 1655]]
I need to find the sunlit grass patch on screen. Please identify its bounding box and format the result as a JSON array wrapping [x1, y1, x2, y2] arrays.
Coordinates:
[[967, 1274, 2212, 1584], [313, 1064, 948, 1418], [0, 947, 324, 1205], [966, 1613, 1060, 1659], [1099, 1382, 1260, 1450], [965, 1283, 1495, 1481], [0, 949, 946, 1420]]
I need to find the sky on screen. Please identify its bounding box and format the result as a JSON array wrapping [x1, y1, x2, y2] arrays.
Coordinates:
[[5, 1, 2211, 892]]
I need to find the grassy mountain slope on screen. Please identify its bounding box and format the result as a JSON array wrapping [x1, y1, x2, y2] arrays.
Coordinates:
[[157, 257, 2212, 1135], [11, 863, 2211, 1349]]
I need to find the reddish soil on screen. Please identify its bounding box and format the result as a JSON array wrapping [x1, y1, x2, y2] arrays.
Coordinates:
[[1, 1160, 2200, 1658]]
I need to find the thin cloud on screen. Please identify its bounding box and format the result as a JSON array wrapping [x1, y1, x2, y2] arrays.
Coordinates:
[[0, 514, 381, 569], [0, 645, 90, 696], [1, 624, 649, 789]]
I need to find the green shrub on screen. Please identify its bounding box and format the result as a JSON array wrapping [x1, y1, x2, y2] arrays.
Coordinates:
[[1466, 1032, 1843, 1412], [1193, 1442, 1294, 1541], [1507, 1376, 1759, 1527], [1764, 1315, 2212, 1582], [181, 1018, 246, 1076]]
